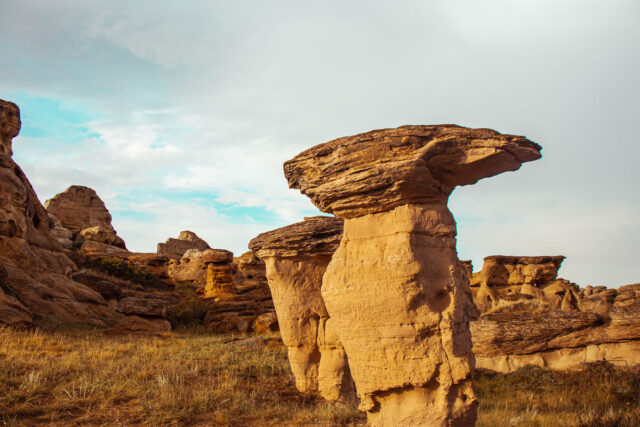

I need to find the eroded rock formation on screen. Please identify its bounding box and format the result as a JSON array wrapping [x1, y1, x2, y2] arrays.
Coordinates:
[[284, 125, 542, 425], [157, 230, 210, 260], [469, 256, 640, 372], [249, 216, 354, 402], [203, 249, 236, 297], [0, 100, 114, 326], [45, 185, 126, 250]]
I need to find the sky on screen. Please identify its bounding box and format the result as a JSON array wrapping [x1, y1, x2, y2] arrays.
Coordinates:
[[0, 0, 638, 287]]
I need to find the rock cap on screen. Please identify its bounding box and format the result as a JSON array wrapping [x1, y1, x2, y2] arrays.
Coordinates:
[[202, 248, 233, 264], [249, 216, 343, 258], [284, 125, 542, 218]]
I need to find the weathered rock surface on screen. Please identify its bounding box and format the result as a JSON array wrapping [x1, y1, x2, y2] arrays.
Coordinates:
[[106, 315, 171, 335], [157, 230, 210, 260], [0, 266, 33, 327], [285, 125, 542, 425], [0, 99, 20, 157], [0, 100, 114, 326], [250, 216, 354, 402], [45, 185, 126, 249], [116, 296, 172, 318], [469, 257, 640, 372], [164, 240, 233, 292], [234, 251, 267, 286], [201, 282, 275, 333]]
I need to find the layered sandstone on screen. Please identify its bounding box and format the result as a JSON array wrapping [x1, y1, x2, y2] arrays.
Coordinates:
[[202, 249, 236, 298], [249, 216, 354, 402], [469, 257, 640, 372], [0, 100, 114, 326], [285, 125, 542, 425], [45, 185, 126, 249], [202, 251, 276, 334]]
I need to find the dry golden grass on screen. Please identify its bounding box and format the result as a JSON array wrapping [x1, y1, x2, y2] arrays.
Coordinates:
[[1, 325, 639, 426], [0, 326, 363, 426], [476, 364, 640, 427]]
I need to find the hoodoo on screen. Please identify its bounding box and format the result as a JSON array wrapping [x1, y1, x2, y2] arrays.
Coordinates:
[[249, 216, 354, 402], [284, 125, 542, 426]]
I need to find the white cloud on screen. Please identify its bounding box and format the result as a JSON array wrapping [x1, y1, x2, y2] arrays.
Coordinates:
[[2, 0, 639, 287]]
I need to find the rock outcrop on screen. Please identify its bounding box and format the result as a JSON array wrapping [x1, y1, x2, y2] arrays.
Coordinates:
[[201, 250, 276, 334], [234, 251, 267, 286], [285, 125, 542, 425], [45, 185, 126, 249], [0, 99, 114, 326], [106, 315, 171, 335], [249, 216, 354, 402], [157, 230, 210, 260], [469, 255, 566, 312], [469, 256, 640, 373]]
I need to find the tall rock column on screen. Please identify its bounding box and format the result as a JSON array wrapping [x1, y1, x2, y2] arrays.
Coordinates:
[[249, 216, 354, 402], [284, 125, 542, 426], [202, 249, 236, 298]]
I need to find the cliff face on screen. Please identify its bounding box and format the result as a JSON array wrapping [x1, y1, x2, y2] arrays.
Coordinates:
[[0, 99, 114, 327]]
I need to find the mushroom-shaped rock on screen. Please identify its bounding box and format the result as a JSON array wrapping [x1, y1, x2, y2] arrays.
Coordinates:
[[284, 125, 542, 426], [249, 216, 354, 402], [203, 249, 236, 297]]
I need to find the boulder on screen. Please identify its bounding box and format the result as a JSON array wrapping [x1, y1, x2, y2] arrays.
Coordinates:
[[106, 315, 171, 335], [285, 125, 542, 425], [253, 311, 279, 333], [250, 216, 354, 402], [77, 225, 121, 247], [0, 99, 114, 326], [116, 296, 171, 318]]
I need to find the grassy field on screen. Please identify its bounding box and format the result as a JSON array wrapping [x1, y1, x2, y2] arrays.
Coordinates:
[[0, 326, 639, 426]]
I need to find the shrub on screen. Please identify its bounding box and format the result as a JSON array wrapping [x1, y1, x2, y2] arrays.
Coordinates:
[[86, 257, 165, 290]]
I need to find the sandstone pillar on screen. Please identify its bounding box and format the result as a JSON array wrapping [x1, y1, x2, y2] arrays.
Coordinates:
[[249, 216, 355, 402], [202, 249, 236, 297], [284, 125, 542, 426]]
